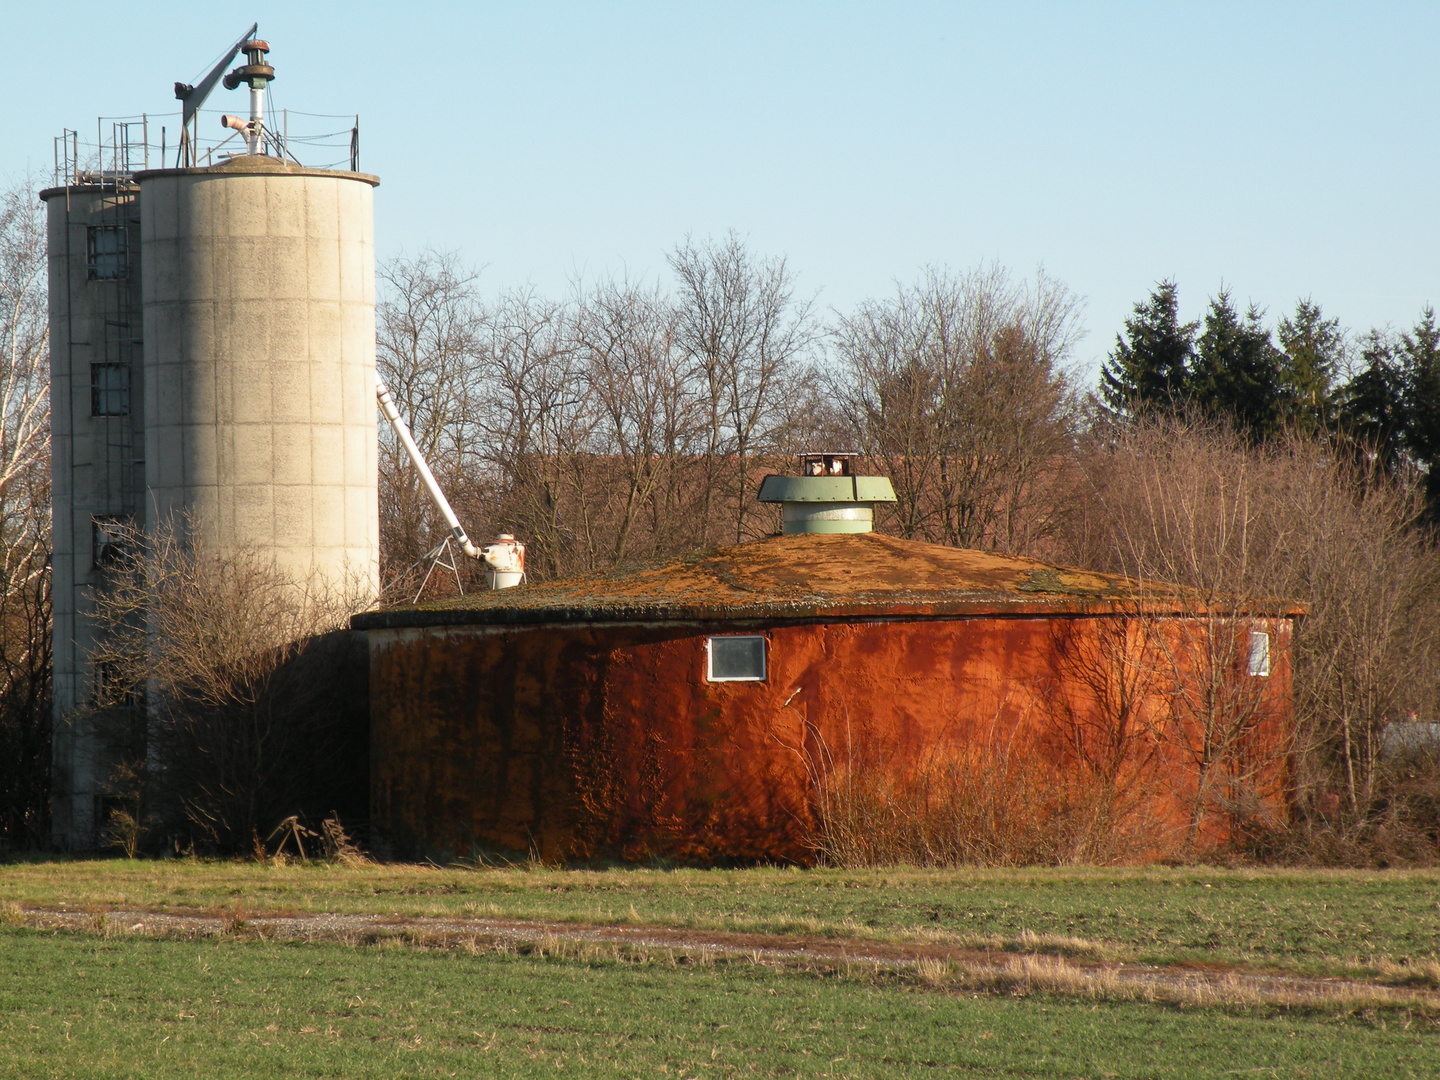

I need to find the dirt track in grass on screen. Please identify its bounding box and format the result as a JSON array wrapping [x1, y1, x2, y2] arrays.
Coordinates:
[[10, 903, 1438, 1012]]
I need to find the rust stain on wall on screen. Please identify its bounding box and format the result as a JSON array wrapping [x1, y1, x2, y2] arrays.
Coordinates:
[[359, 533, 1301, 864], [368, 611, 1296, 865]]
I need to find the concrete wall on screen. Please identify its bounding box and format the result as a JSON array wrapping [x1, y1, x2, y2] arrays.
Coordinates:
[[41, 183, 146, 849], [136, 157, 379, 599], [368, 614, 1296, 864]]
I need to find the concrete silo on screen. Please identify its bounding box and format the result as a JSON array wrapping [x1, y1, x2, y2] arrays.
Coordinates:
[[42, 32, 380, 847], [133, 155, 380, 595]]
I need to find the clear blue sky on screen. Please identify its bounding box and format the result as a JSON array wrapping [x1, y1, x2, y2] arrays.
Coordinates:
[[7, 2, 1437, 379]]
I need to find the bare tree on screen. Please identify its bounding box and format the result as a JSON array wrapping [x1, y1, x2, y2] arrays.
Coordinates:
[[87, 518, 368, 851], [469, 288, 593, 579], [1261, 445, 1440, 826], [574, 279, 703, 564], [670, 233, 815, 543], [0, 180, 52, 847], [833, 265, 1082, 554], [1060, 418, 1440, 857], [468, 247, 811, 578], [1071, 423, 1299, 849], [375, 250, 484, 587]]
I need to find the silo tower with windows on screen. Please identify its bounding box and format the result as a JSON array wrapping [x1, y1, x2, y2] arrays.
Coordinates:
[[42, 28, 380, 848], [43, 134, 150, 850]]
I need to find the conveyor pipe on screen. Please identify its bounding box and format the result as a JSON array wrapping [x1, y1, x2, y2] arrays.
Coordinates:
[[375, 375, 482, 560]]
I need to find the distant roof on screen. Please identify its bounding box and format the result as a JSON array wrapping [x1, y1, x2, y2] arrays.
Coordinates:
[[352, 532, 1304, 630]]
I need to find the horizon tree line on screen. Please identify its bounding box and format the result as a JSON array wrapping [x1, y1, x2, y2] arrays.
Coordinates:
[[366, 243, 1439, 863], [1099, 280, 1440, 522]]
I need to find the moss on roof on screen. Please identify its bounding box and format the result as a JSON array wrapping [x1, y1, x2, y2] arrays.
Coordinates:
[[353, 532, 1303, 630]]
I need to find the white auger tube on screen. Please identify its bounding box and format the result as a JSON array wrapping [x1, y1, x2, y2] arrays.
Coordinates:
[[375, 375, 482, 560]]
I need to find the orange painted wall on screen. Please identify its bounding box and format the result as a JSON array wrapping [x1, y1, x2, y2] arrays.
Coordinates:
[[369, 614, 1295, 864]]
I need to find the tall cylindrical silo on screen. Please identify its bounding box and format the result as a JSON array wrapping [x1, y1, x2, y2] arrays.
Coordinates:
[[134, 156, 380, 600]]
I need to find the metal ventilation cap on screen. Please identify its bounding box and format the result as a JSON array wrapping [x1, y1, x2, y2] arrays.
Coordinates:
[[757, 453, 897, 534]]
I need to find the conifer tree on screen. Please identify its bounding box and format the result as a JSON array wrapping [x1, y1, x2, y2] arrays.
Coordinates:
[[1276, 298, 1344, 434], [1398, 306, 1440, 522], [1190, 290, 1285, 442], [1100, 280, 1195, 420], [1338, 329, 1406, 474]]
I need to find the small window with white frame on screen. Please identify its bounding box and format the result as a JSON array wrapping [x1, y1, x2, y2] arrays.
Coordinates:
[[1247, 630, 1271, 677], [707, 635, 767, 682]]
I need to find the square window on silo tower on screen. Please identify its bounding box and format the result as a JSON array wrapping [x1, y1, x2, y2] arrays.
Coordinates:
[[86, 225, 129, 280], [90, 364, 130, 416], [91, 515, 134, 569], [707, 635, 767, 682], [91, 659, 139, 709]]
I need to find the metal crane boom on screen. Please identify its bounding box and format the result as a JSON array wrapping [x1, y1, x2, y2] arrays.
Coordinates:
[[174, 23, 258, 164], [375, 375, 481, 559]]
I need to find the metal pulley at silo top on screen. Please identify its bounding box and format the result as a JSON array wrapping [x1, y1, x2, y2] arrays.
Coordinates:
[[219, 38, 275, 156]]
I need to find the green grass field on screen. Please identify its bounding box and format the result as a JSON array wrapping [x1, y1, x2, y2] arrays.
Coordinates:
[[3, 860, 1438, 974], [0, 927, 1435, 1079], [2, 860, 1438, 1077]]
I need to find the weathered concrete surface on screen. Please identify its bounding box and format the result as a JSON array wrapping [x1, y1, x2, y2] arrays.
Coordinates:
[[40, 182, 147, 848], [364, 535, 1298, 865], [136, 156, 380, 599]]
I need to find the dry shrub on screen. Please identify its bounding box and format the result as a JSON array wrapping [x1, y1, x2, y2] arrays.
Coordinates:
[[88, 518, 371, 852], [802, 611, 1263, 865], [800, 708, 1158, 867], [809, 418, 1437, 866], [1295, 742, 1440, 868], [98, 760, 150, 858], [1060, 418, 1440, 863], [1039, 616, 1190, 859], [320, 816, 372, 866]]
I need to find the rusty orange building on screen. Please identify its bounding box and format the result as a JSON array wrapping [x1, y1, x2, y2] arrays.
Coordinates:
[[355, 524, 1302, 865]]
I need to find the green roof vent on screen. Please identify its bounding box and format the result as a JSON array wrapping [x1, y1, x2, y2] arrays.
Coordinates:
[[757, 453, 897, 534]]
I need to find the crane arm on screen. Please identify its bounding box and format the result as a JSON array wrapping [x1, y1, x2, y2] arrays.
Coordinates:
[[176, 23, 258, 129], [375, 376, 482, 560]]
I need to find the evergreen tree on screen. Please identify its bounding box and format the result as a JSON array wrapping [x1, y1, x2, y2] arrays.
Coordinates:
[[1398, 306, 1440, 522], [1100, 280, 1195, 420], [1190, 290, 1285, 442], [1337, 329, 1406, 475], [1276, 298, 1344, 434]]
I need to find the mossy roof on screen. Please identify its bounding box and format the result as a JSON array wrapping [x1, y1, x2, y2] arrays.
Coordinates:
[[352, 532, 1305, 630]]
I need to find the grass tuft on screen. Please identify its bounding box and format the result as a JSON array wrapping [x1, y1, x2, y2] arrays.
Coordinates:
[[1373, 957, 1440, 989]]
